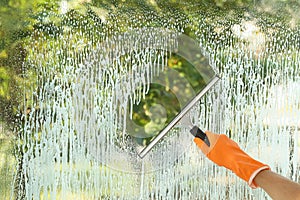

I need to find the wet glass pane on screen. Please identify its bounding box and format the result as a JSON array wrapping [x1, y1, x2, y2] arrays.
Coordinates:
[[0, 0, 299, 199]]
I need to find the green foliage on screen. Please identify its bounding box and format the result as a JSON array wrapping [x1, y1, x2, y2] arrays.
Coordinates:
[[0, 67, 10, 99], [0, 0, 61, 127]]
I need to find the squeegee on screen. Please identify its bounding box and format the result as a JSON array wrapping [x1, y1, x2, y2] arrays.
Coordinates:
[[138, 76, 218, 158]]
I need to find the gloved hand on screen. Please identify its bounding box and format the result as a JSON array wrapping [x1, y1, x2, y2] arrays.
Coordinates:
[[194, 131, 270, 188]]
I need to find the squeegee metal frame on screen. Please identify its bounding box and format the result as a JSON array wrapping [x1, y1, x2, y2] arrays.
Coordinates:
[[138, 75, 220, 158]]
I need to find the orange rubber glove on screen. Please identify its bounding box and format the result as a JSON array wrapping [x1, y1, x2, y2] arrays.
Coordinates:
[[194, 131, 270, 188]]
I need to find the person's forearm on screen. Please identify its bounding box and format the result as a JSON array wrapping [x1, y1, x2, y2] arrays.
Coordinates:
[[254, 170, 300, 200]]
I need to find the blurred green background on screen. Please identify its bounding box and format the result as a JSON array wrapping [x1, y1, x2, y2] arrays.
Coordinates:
[[1, 0, 299, 199]]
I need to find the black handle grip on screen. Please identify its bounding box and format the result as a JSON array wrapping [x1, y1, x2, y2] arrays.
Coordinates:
[[190, 126, 210, 147]]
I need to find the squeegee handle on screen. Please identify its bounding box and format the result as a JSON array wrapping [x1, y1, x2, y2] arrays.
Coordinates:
[[190, 126, 210, 147]]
